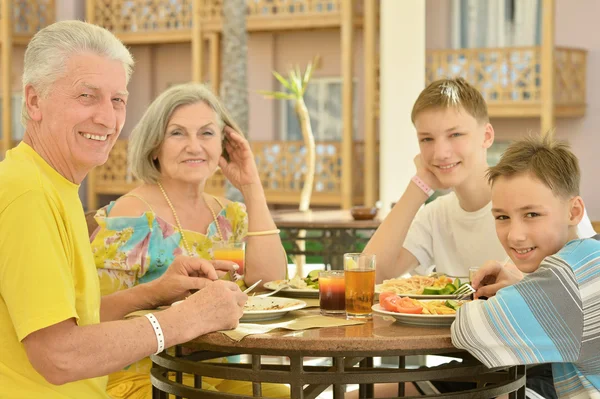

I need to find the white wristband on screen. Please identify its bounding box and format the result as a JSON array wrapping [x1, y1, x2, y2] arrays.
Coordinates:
[[144, 313, 165, 355]]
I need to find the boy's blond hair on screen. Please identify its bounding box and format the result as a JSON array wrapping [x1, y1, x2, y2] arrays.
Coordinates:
[[411, 77, 489, 124], [487, 133, 580, 198]]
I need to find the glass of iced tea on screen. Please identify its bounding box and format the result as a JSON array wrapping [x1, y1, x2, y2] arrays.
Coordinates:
[[319, 270, 345, 316], [213, 242, 246, 275], [344, 253, 376, 319]]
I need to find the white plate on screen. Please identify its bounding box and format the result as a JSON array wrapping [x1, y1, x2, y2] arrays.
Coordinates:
[[372, 303, 456, 326], [264, 280, 319, 298], [375, 284, 457, 300], [172, 297, 307, 323], [242, 297, 307, 322]]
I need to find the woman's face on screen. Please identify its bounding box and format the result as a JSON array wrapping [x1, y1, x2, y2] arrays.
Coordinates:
[[156, 101, 223, 185]]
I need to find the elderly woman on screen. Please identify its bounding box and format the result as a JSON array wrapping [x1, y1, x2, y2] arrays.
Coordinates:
[[90, 83, 287, 398]]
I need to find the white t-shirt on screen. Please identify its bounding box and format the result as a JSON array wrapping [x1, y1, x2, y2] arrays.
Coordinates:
[[403, 192, 597, 278]]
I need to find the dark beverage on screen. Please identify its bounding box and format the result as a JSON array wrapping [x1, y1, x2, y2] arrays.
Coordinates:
[[319, 271, 345, 315]]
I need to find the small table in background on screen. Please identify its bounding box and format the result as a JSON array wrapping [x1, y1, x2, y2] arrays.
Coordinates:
[[271, 210, 382, 270]]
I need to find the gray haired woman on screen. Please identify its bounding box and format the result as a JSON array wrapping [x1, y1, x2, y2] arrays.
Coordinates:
[[90, 82, 288, 398]]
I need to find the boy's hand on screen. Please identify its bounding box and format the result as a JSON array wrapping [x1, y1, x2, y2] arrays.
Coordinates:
[[414, 154, 446, 190], [472, 260, 524, 299]]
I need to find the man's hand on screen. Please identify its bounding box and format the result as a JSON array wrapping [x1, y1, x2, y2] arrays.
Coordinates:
[[147, 256, 238, 306], [182, 280, 248, 335], [472, 259, 524, 299]]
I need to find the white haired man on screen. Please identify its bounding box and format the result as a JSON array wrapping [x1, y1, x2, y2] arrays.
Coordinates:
[[0, 20, 247, 398]]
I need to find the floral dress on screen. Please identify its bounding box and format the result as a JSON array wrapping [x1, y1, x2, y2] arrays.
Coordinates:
[[88, 197, 291, 399], [91, 195, 248, 297]]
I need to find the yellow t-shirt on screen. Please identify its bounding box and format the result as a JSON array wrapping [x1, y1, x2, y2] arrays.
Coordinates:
[[0, 143, 109, 398]]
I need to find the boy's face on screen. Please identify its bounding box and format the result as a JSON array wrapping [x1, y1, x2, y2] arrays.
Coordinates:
[[491, 172, 582, 273], [415, 107, 493, 189]]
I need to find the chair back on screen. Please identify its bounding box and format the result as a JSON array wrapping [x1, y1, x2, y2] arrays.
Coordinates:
[[85, 210, 99, 238]]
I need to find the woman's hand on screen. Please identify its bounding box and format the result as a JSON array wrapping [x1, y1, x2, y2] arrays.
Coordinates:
[[219, 127, 261, 190], [147, 256, 239, 306]]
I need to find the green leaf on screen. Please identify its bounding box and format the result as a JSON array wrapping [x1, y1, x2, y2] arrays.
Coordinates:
[[258, 90, 296, 100], [290, 70, 303, 94], [272, 71, 293, 92]]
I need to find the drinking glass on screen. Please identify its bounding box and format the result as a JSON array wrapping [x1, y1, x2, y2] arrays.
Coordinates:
[[344, 253, 376, 319], [319, 270, 345, 315], [213, 242, 246, 275]]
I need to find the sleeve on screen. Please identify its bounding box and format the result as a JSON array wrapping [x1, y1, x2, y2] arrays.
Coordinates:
[[451, 262, 583, 368], [402, 204, 435, 269], [0, 190, 78, 341], [91, 209, 154, 296]]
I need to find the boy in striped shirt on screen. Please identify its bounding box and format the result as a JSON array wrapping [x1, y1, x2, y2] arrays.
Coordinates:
[[452, 134, 600, 398]]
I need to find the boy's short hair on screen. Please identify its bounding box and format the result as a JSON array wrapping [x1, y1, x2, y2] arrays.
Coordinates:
[[487, 133, 580, 198], [411, 77, 489, 124]]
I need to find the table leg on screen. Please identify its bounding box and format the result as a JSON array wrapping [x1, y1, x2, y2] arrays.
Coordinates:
[[333, 357, 345, 399], [508, 366, 527, 399], [398, 356, 405, 397], [252, 355, 263, 397], [290, 355, 304, 399], [358, 357, 374, 398], [174, 346, 183, 399]]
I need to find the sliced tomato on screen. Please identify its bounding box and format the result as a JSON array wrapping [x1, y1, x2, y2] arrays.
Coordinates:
[[379, 292, 397, 303], [380, 295, 401, 312], [382, 296, 423, 314]]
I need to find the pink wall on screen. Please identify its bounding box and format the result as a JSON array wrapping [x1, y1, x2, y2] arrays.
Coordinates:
[[426, 0, 453, 49], [554, 0, 600, 220]]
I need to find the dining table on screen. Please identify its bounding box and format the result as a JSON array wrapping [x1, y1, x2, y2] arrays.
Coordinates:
[[149, 308, 526, 399]]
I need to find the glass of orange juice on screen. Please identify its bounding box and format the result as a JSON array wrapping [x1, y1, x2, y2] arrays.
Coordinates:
[[344, 253, 376, 319], [213, 242, 246, 275]]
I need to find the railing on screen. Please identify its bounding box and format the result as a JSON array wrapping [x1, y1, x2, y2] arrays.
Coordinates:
[[90, 140, 376, 209], [424, 46, 586, 115], [91, 0, 356, 38], [554, 47, 586, 106], [1, 0, 55, 42]]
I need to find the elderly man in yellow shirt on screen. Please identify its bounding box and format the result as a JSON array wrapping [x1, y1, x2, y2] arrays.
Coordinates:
[[0, 20, 248, 398]]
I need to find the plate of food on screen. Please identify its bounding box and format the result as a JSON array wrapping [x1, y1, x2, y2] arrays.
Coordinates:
[[372, 293, 467, 326], [263, 271, 320, 298], [241, 296, 307, 322], [172, 296, 307, 323], [375, 275, 468, 299]]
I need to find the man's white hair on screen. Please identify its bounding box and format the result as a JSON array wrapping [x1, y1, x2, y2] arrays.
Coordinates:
[[21, 20, 134, 126]]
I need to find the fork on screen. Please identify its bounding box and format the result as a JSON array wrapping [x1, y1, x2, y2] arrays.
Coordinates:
[[256, 282, 289, 298], [243, 279, 263, 294], [454, 283, 476, 301]]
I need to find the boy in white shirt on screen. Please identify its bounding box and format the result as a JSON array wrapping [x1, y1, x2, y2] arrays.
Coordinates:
[[365, 77, 595, 283]]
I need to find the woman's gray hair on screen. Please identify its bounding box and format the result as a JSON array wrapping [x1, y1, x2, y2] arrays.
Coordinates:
[[21, 20, 134, 126], [129, 82, 244, 184]]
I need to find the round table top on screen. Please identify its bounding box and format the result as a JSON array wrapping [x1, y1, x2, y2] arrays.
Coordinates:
[[271, 210, 382, 229], [184, 309, 457, 357]]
